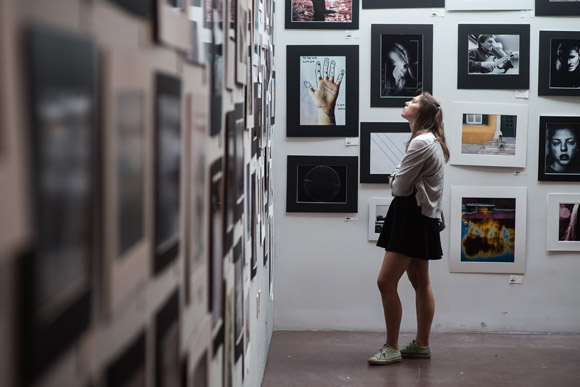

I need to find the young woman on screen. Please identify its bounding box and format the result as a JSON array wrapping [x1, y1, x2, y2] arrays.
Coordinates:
[[368, 92, 449, 365]]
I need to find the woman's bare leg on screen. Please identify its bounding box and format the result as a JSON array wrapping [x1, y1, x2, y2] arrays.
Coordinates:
[[406, 258, 434, 347], [377, 251, 411, 349]]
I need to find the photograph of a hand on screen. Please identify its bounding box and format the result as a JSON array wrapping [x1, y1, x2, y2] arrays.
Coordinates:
[[301, 57, 345, 125]]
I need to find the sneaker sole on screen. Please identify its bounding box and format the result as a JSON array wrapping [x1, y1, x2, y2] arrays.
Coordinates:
[[401, 353, 431, 359], [367, 357, 402, 365]]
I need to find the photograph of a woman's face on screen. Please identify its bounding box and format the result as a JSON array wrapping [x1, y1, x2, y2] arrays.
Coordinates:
[[545, 124, 580, 174]]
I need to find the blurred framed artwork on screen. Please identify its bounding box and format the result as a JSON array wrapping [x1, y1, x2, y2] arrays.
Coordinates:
[[537, 116, 580, 182], [108, 0, 152, 17], [154, 290, 181, 387], [363, 0, 443, 8], [536, 0, 580, 16], [449, 102, 528, 168], [457, 24, 530, 90], [547, 194, 580, 251], [286, 45, 359, 137], [370, 24, 433, 107], [209, 158, 225, 331], [185, 316, 211, 387], [360, 122, 409, 184], [155, 0, 191, 52], [106, 331, 146, 387], [449, 186, 527, 274], [368, 198, 393, 241], [285, 0, 359, 30], [286, 155, 358, 213], [538, 31, 580, 96], [447, 0, 532, 10]]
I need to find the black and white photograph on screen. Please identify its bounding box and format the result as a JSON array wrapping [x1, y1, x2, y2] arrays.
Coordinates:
[[106, 332, 146, 387], [286, 155, 358, 213], [457, 24, 530, 90], [154, 73, 181, 274], [360, 122, 409, 184], [371, 24, 433, 107], [536, 0, 580, 16], [367, 198, 393, 241], [539, 31, 580, 96], [538, 116, 580, 182], [287, 45, 359, 137], [155, 290, 181, 387], [286, 0, 359, 30], [363, 0, 443, 8]]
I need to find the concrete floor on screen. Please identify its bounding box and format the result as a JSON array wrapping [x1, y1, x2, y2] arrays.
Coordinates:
[[262, 331, 580, 387]]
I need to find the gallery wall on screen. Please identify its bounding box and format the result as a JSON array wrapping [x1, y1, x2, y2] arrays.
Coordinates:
[[273, 2, 580, 333], [0, 0, 274, 387]]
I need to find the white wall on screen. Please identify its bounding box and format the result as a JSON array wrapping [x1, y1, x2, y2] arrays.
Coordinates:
[[273, 5, 580, 333]]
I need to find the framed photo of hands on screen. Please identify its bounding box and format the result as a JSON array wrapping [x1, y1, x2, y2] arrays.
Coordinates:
[[538, 31, 580, 96], [286, 45, 359, 137]]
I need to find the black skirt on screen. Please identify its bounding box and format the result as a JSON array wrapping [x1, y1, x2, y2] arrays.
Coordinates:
[[376, 195, 442, 260]]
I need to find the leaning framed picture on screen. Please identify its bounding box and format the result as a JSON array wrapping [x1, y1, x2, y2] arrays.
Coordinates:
[[449, 186, 527, 274], [368, 198, 393, 241], [538, 31, 580, 96], [370, 24, 433, 108], [286, 45, 359, 137], [449, 102, 528, 168], [363, 0, 444, 8], [286, 0, 359, 30], [538, 116, 580, 182], [547, 194, 580, 251], [286, 155, 358, 213], [536, 0, 580, 16], [360, 122, 409, 184], [457, 24, 530, 90], [447, 0, 532, 10]]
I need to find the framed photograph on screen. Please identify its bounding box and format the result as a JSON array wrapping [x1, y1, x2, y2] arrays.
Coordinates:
[[236, 0, 248, 83], [187, 0, 209, 66], [449, 102, 528, 168], [368, 198, 393, 241], [154, 73, 181, 275], [457, 24, 530, 90], [360, 122, 409, 184], [547, 194, 580, 251], [154, 290, 181, 387], [286, 155, 358, 213], [538, 31, 580, 96], [108, 0, 151, 17], [447, 0, 532, 10], [536, 0, 580, 16], [155, 0, 191, 52], [209, 42, 224, 137], [102, 48, 151, 316], [185, 317, 211, 387], [225, 111, 237, 244], [233, 238, 244, 362], [371, 24, 433, 108], [538, 116, 580, 182], [363, 0, 443, 8], [286, 0, 359, 30], [209, 158, 225, 329], [286, 45, 359, 137], [449, 186, 527, 274], [22, 25, 97, 384], [106, 331, 146, 387]]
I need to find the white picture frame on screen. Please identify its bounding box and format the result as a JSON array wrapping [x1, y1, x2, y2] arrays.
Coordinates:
[[368, 198, 393, 241], [450, 186, 527, 274], [449, 102, 528, 168], [547, 194, 580, 251], [447, 0, 533, 10]]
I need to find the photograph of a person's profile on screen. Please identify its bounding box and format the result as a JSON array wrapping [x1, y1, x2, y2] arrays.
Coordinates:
[[540, 121, 580, 178], [299, 55, 346, 126], [559, 203, 580, 242], [380, 34, 423, 97], [549, 38, 580, 89], [467, 34, 520, 75], [461, 113, 517, 155]]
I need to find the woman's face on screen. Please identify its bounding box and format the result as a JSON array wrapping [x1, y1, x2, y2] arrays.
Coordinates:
[[550, 128, 578, 168], [401, 96, 421, 122], [566, 49, 580, 72]]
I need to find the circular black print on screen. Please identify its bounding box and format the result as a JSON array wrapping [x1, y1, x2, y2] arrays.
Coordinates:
[[303, 165, 342, 202]]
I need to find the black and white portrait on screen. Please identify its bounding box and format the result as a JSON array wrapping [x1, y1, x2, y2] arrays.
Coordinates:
[[467, 34, 520, 75], [549, 39, 580, 88], [380, 34, 423, 97]]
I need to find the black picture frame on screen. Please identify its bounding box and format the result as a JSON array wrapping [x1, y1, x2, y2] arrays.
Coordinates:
[[106, 331, 146, 387], [538, 116, 580, 182], [22, 25, 98, 385], [285, 0, 359, 30], [286, 45, 359, 137], [538, 31, 580, 96], [457, 24, 530, 90], [154, 289, 180, 387], [108, 0, 151, 17], [154, 73, 181, 275], [536, 0, 580, 16], [370, 24, 433, 108], [360, 122, 409, 184], [363, 0, 444, 8], [286, 155, 358, 213]]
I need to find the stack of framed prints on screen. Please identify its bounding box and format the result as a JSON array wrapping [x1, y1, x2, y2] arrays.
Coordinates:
[[538, 31, 580, 96], [360, 122, 409, 184], [538, 116, 580, 181], [546, 194, 580, 251], [285, 0, 359, 30], [536, 0, 580, 16]]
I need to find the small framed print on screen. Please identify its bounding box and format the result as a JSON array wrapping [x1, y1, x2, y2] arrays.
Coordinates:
[[106, 331, 146, 387], [457, 24, 530, 90], [449, 186, 527, 274], [536, 0, 580, 16], [547, 194, 580, 251], [155, 0, 192, 52], [363, 0, 444, 8], [371, 24, 433, 108], [286, 45, 359, 137], [360, 122, 409, 184], [447, 0, 532, 10], [368, 198, 393, 241], [449, 102, 528, 168], [286, 0, 359, 30], [538, 31, 580, 96], [538, 116, 580, 182], [286, 155, 358, 213]]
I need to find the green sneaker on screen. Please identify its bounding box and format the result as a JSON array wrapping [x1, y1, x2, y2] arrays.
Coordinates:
[[367, 344, 402, 365], [400, 340, 431, 359]]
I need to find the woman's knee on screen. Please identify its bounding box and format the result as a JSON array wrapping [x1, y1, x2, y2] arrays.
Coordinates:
[[377, 274, 397, 293]]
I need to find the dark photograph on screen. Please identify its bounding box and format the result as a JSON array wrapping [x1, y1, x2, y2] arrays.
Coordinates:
[[559, 203, 580, 241], [538, 116, 580, 181], [539, 31, 580, 96], [155, 290, 180, 387], [536, 0, 580, 16]]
